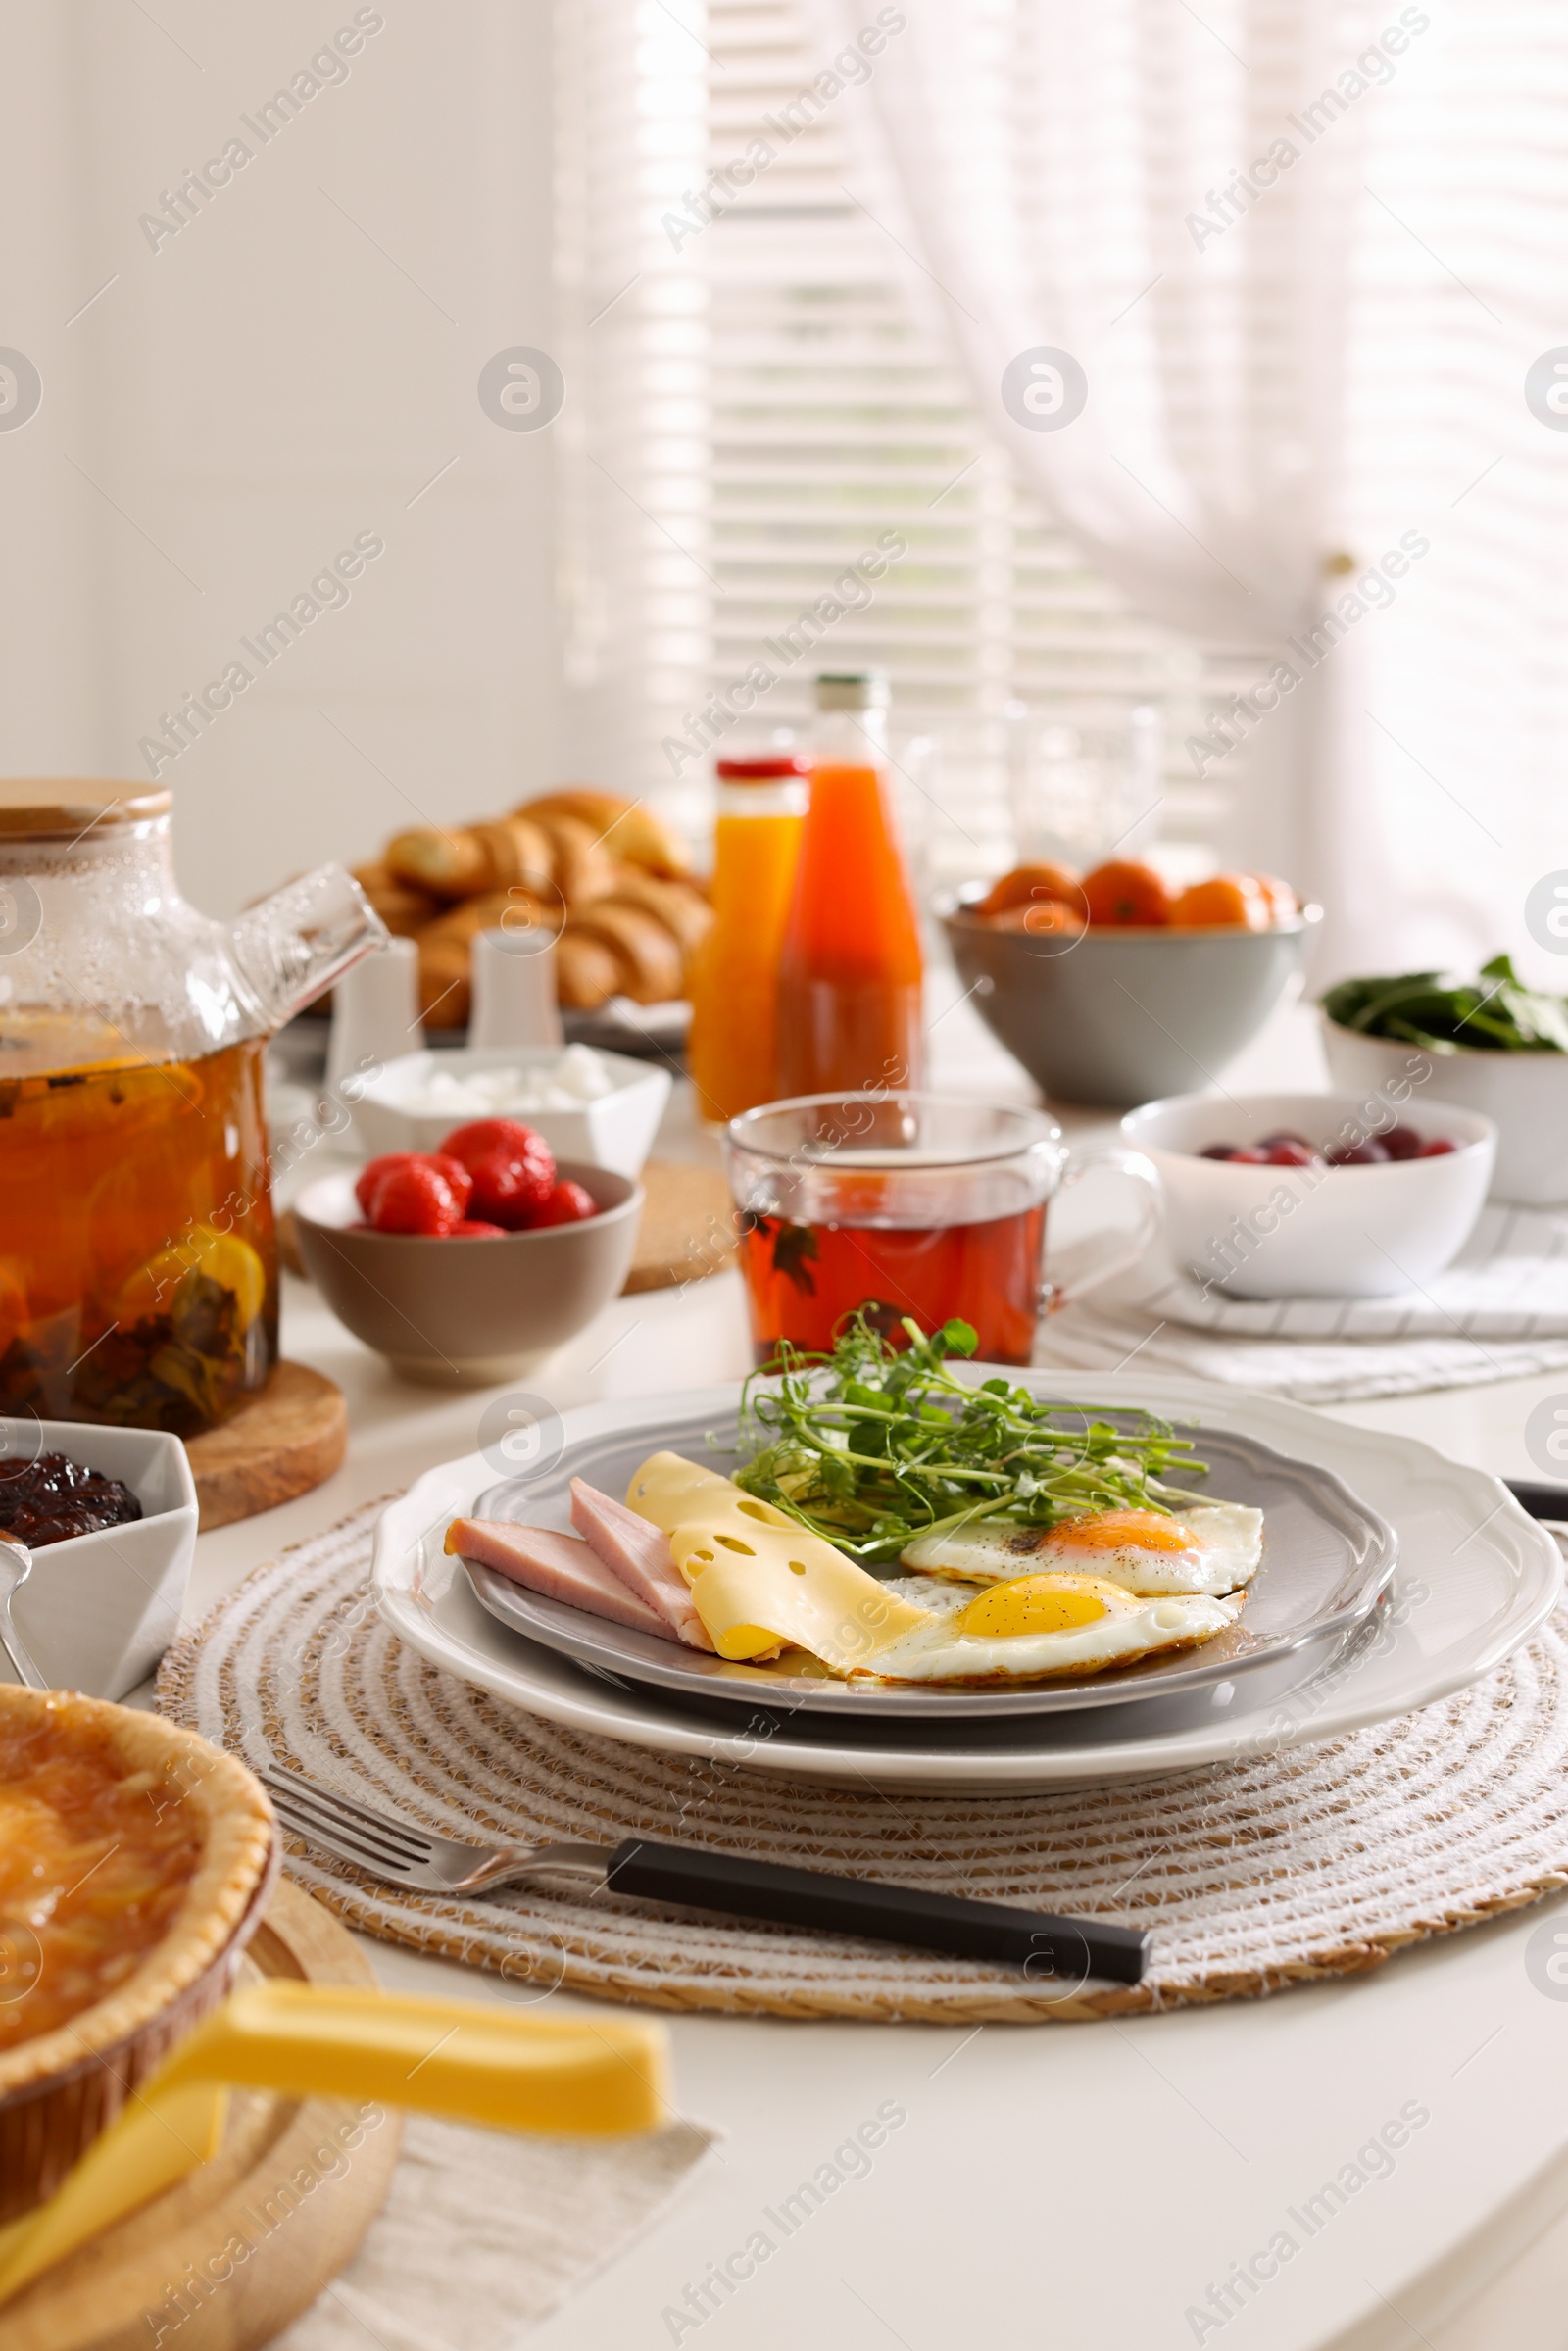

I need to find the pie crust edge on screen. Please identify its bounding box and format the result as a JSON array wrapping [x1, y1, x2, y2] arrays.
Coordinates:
[[0, 1689, 276, 2105]]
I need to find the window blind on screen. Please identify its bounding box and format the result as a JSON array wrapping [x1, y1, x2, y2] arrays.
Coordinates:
[[557, 0, 1255, 880]]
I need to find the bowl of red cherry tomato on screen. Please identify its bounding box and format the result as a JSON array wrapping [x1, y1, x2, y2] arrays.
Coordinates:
[[293, 1118, 643, 1383], [1119, 1091, 1496, 1298]]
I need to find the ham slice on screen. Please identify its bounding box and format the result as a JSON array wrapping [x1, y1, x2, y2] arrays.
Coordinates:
[[569, 1478, 716, 1652], [445, 1518, 675, 1642]]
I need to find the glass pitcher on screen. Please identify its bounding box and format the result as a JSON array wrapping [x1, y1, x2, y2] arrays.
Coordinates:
[[0, 780, 385, 1433]]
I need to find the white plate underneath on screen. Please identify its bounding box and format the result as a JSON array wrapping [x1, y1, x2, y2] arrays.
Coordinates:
[[372, 1375, 1562, 1789]]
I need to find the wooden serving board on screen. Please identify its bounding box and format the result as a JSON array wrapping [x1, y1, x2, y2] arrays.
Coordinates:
[[622, 1159, 736, 1294], [2, 1879, 402, 2351], [185, 1362, 347, 1532]]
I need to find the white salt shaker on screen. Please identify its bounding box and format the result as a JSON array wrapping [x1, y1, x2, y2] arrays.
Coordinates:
[[469, 926, 564, 1050], [325, 936, 422, 1100]]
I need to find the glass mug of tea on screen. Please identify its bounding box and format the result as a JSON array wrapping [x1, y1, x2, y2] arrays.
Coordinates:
[[724, 1093, 1161, 1367]]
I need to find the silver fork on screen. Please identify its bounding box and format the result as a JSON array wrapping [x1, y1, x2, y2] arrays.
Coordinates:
[[0, 1540, 46, 1689], [259, 1763, 609, 1893], [256, 1760, 1150, 1982]]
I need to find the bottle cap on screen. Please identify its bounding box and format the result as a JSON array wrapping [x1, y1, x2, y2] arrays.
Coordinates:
[[813, 670, 890, 712], [714, 755, 810, 781]]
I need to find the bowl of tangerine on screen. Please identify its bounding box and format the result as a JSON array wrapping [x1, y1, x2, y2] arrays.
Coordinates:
[[939, 858, 1321, 1108]]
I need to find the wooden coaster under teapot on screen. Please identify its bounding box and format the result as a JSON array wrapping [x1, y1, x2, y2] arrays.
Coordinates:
[[183, 1361, 347, 1532]]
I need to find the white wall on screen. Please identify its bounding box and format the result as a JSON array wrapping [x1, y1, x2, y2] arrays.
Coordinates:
[[0, 0, 560, 917]]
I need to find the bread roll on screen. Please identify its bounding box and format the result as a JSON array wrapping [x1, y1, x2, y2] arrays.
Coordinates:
[[515, 789, 689, 877], [564, 901, 684, 1004], [386, 815, 553, 901]]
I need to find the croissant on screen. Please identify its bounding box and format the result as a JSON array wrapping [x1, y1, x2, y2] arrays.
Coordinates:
[[563, 899, 685, 1004], [415, 890, 559, 1027], [598, 869, 713, 958], [351, 860, 440, 939], [417, 889, 557, 945], [416, 939, 472, 1029], [386, 816, 553, 902], [370, 787, 699, 1028], [554, 931, 624, 1011], [525, 810, 615, 909], [515, 790, 689, 877]]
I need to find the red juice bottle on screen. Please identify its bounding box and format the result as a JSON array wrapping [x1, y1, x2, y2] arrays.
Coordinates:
[[775, 672, 924, 1096]]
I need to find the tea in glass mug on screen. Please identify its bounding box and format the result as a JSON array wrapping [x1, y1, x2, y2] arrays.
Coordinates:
[[724, 1093, 1161, 1368]]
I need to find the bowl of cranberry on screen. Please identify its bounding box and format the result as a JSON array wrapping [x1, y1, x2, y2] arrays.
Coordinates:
[[1119, 1090, 1496, 1298], [293, 1118, 643, 1384]]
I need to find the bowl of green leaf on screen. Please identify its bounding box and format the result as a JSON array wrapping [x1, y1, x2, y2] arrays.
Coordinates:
[[1320, 955, 1568, 1205]]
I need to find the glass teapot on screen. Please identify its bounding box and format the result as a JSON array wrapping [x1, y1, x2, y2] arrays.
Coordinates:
[[0, 780, 386, 1434]]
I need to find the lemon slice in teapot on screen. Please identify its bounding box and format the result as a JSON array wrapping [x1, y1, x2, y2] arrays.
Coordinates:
[[116, 1227, 267, 1333]]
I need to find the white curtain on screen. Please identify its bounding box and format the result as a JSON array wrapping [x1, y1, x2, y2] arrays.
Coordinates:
[[803, 0, 1413, 972], [1338, 0, 1568, 987]]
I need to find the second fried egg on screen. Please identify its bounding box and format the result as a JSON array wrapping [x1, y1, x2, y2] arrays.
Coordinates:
[[900, 1500, 1262, 1597]]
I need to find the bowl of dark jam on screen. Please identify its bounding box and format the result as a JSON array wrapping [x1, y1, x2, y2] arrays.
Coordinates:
[[0, 1422, 197, 1698], [0, 1452, 143, 1549]]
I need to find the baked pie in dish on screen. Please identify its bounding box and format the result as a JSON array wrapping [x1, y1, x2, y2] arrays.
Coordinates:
[[0, 1689, 275, 2220]]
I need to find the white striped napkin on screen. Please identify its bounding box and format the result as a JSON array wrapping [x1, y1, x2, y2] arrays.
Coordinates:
[[1146, 1204, 1568, 1341], [1036, 1205, 1568, 1403]]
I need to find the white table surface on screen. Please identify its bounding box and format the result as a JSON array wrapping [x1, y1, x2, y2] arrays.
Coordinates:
[[190, 988, 1568, 2351]]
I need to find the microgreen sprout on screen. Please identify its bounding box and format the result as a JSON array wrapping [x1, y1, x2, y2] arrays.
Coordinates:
[[734, 1312, 1207, 1565]]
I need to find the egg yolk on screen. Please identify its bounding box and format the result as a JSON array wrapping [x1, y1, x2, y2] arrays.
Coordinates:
[[1043, 1510, 1194, 1554], [956, 1574, 1128, 1639]]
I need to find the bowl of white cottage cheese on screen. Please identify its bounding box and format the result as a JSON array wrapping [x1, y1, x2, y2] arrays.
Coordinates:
[[351, 1044, 671, 1177]]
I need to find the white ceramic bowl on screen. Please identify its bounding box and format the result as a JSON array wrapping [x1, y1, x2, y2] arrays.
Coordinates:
[[350, 1046, 671, 1178], [1321, 1014, 1568, 1207], [0, 1419, 198, 1697], [1119, 1090, 1495, 1298]]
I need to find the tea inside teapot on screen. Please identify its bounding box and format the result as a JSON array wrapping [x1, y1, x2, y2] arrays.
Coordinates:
[[1, 1030, 275, 1432], [0, 781, 384, 1433]]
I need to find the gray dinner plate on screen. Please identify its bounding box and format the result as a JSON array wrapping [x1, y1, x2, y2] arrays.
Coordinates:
[[459, 1401, 1397, 1731]]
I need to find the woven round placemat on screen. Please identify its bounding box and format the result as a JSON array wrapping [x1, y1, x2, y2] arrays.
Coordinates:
[[157, 1500, 1568, 2023]]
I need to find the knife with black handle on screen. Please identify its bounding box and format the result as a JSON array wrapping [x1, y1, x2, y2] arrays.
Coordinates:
[[604, 1840, 1151, 1984], [1506, 1479, 1568, 1523], [260, 1763, 1151, 1984]]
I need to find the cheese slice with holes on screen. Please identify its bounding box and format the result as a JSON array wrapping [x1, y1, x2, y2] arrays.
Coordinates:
[[624, 1451, 934, 1668]]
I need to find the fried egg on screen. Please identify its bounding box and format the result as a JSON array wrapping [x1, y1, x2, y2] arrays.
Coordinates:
[[900, 1500, 1262, 1598], [622, 1453, 1251, 1689], [846, 1572, 1241, 1685]]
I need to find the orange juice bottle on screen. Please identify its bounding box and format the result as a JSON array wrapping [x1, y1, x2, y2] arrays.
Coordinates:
[[776, 672, 924, 1096], [686, 752, 808, 1122]]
